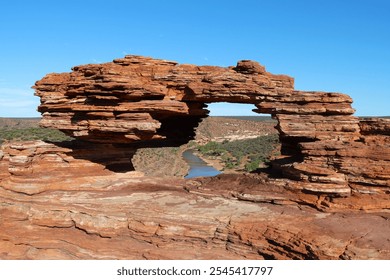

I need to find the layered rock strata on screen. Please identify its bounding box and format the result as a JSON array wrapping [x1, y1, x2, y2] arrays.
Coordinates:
[[1, 172, 389, 260], [0, 141, 141, 195], [32, 55, 390, 195]]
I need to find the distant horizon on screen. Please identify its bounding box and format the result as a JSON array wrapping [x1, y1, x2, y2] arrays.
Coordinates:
[[1, 113, 389, 119]]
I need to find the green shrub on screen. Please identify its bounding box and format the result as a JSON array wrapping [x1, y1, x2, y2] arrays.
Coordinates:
[[197, 134, 279, 171], [0, 127, 72, 143], [198, 141, 225, 156]]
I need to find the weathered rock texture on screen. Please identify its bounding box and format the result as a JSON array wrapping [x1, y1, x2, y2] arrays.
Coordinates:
[[32, 55, 390, 195], [1, 170, 389, 260], [0, 141, 142, 195]]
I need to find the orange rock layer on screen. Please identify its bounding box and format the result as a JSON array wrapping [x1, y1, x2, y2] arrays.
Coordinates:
[[32, 55, 390, 195], [1, 169, 389, 260]]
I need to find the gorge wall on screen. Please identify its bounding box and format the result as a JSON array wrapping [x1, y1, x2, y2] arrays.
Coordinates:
[[30, 55, 390, 196]]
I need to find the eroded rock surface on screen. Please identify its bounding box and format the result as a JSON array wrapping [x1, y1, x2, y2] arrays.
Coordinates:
[[0, 140, 142, 195], [1, 171, 389, 260]]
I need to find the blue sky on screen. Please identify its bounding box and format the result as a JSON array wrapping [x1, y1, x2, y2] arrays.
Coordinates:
[[0, 0, 389, 117]]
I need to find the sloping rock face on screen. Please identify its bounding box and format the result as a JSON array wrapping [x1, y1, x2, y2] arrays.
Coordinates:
[[33, 55, 390, 195], [1, 172, 389, 260]]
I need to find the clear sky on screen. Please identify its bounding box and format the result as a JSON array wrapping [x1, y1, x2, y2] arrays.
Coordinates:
[[0, 0, 389, 117]]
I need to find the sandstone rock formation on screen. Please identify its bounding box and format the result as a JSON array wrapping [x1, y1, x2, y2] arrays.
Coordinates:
[[1, 170, 389, 260], [32, 55, 390, 195], [0, 140, 141, 195], [1, 55, 389, 260]]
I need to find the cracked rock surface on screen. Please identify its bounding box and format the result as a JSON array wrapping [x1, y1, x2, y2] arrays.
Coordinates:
[[1, 173, 389, 259]]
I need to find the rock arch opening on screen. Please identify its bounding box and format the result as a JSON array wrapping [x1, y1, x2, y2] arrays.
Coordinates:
[[206, 102, 259, 117], [186, 102, 279, 177]]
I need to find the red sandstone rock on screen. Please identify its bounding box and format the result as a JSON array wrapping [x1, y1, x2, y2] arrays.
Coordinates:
[[34, 55, 296, 145], [31, 55, 390, 195], [0, 140, 142, 195], [0, 173, 389, 260], [359, 118, 390, 135]]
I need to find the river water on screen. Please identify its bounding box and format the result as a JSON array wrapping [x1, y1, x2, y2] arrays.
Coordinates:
[[182, 149, 221, 179]]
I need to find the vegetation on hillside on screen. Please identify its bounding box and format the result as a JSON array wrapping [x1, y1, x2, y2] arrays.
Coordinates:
[[196, 134, 280, 172], [0, 127, 72, 144]]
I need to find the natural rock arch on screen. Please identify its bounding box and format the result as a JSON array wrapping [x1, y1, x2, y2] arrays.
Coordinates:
[[30, 55, 390, 196]]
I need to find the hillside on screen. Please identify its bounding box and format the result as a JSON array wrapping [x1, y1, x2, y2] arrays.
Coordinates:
[[0, 118, 70, 144], [194, 116, 277, 144], [0, 117, 40, 128], [134, 116, 279, 176]]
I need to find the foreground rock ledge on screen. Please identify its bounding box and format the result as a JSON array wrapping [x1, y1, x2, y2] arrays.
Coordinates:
[[1, 170, 389, 260]]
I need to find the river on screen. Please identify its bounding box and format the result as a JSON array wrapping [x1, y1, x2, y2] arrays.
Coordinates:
[[182, 149, 221, 179]]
